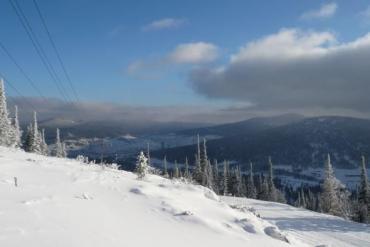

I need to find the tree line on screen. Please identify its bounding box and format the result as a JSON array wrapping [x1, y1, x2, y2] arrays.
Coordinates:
[[0, 79, 67, 157], [135, 135, 370, 224]]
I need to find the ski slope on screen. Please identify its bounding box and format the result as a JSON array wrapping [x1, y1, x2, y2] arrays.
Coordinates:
[[0, 147, 368, 247], [222, 197, 370, 247]]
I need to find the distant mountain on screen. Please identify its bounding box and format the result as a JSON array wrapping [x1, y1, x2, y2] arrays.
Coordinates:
[[37, 119, 209, 140], [178, 113, 304, 137], [153, 116, 370, 169]]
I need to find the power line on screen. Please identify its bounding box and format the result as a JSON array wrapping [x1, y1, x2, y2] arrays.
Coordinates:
[[32, 0, 80, 103], [8, 0, 72, 103], [0, 72, 37, 111], [0, 40, 48, 101]]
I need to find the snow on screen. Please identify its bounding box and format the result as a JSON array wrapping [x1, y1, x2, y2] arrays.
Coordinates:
[[222, 196, 370, 247], [0, 147, 302, 247], [1, 147, 369, 246]]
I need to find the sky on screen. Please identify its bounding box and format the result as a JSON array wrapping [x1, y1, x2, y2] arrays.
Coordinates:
[[1, 0, 370, 123]]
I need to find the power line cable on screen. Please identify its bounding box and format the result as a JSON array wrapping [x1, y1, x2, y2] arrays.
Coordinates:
[[0, 40, 48, 101], [32, 0, 80, 102], [8, 0, 72, 103], [0, 72, 37, 111]]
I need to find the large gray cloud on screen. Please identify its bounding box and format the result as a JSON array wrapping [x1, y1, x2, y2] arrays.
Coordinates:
[[190, 29, 370, 113], [7, 97, 258, 125]]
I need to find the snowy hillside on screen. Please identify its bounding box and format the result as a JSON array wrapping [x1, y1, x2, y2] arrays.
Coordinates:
[[0, 147, 369, 247], [223, 197, 370, 247]]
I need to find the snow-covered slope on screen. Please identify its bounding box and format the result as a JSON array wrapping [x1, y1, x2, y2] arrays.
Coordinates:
[[0, 147, 302, 247], [222, 197, 370, 247]]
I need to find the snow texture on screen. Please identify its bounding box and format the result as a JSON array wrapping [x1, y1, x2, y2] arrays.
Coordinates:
[[0, 147, 368, 246]]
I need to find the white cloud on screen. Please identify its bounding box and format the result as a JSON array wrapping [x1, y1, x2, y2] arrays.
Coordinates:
[[190, 28, 370, 113], [300, 2, 337, 20], [231, 29, 336, 62], [142, 18, 186, 31], [168, 42, 219, 64], [127, 42, 219, 77]]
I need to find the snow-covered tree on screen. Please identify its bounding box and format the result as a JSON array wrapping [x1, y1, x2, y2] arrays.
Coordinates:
[[184, 157, 190, 180], [135, 151, 149, 179], [173, 160, 179, 178], [0, 79, 14, 147], [259, 175, 270, 201], [163, 156, 169, 178], [213, 159, 219, 194], [234, 166, 245, 196], [147, 142, 151, 166], [193, 135, 203, 183], [358, 156, 370, 223], [25, 112, 42, 154], [320, 154, 351, 218], [61, 142, 67, 158], [40, 128, 48, 155], [24, 125, 32, 152], [201, 138, 209, 186], [246, 162, 257, 199], [12, 105, 22, 148], [267, 156, 278, 201], [222, 160, 229, 196], [203, 160, 214, 190], [54, 128, 64, 157]]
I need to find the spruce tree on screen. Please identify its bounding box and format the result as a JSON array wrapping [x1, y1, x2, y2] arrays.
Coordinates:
[[267, 156, 278, 201], [193, 135, 203, 183], [222, 160, 229, 196], [40, 128, 48, 155], [358, 156, 370, 223], [213, 159, 219, 194], [61, 142, 67, 158], [204, 160, 214, 190], [201, 138, 209, 186], [0, 79, 14, 147], [54, 128, 64, 157], [320, 154, 351, 218], [173, 160, 179, 178], [184, 157, 190, 180], [26, 112, 42, 154], [163, 156, 169, 178], [246, 162, 257, 198], [12, 105, 22, 148], [235, 166, 245, 196], [135, 151, 149, 179]]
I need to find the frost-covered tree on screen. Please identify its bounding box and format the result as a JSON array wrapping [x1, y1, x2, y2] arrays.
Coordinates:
[[213, 159, 219, 194], [40, 128, 48, 155], [222, 160, 229, 196], [320, 154, 351, 218], [267, 156, 278, 201], [163, 156, 169, 178], [12, 105, 22, 148], [135, 151, 149, 179], [193, 135, 203, 183], [246, 162, 257, 199], [203, 160, 214, 190], [54, 128, 64, 157], [147, 142, 151, 166], [25, 112, 42, 154], [259, 175, 270, 201], [201, 138, 209, 186], [61, 142, 67, 158], [0, 79, 14, 147], [184, 157, 190, 180], [234, 166, 245, 196], [24, 125, 32, 152], [173, 160, 179, 178], [358, 156, 370, 223]]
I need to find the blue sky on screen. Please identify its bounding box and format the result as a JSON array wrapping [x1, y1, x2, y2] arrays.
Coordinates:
[[1, 0, 370, 109]]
